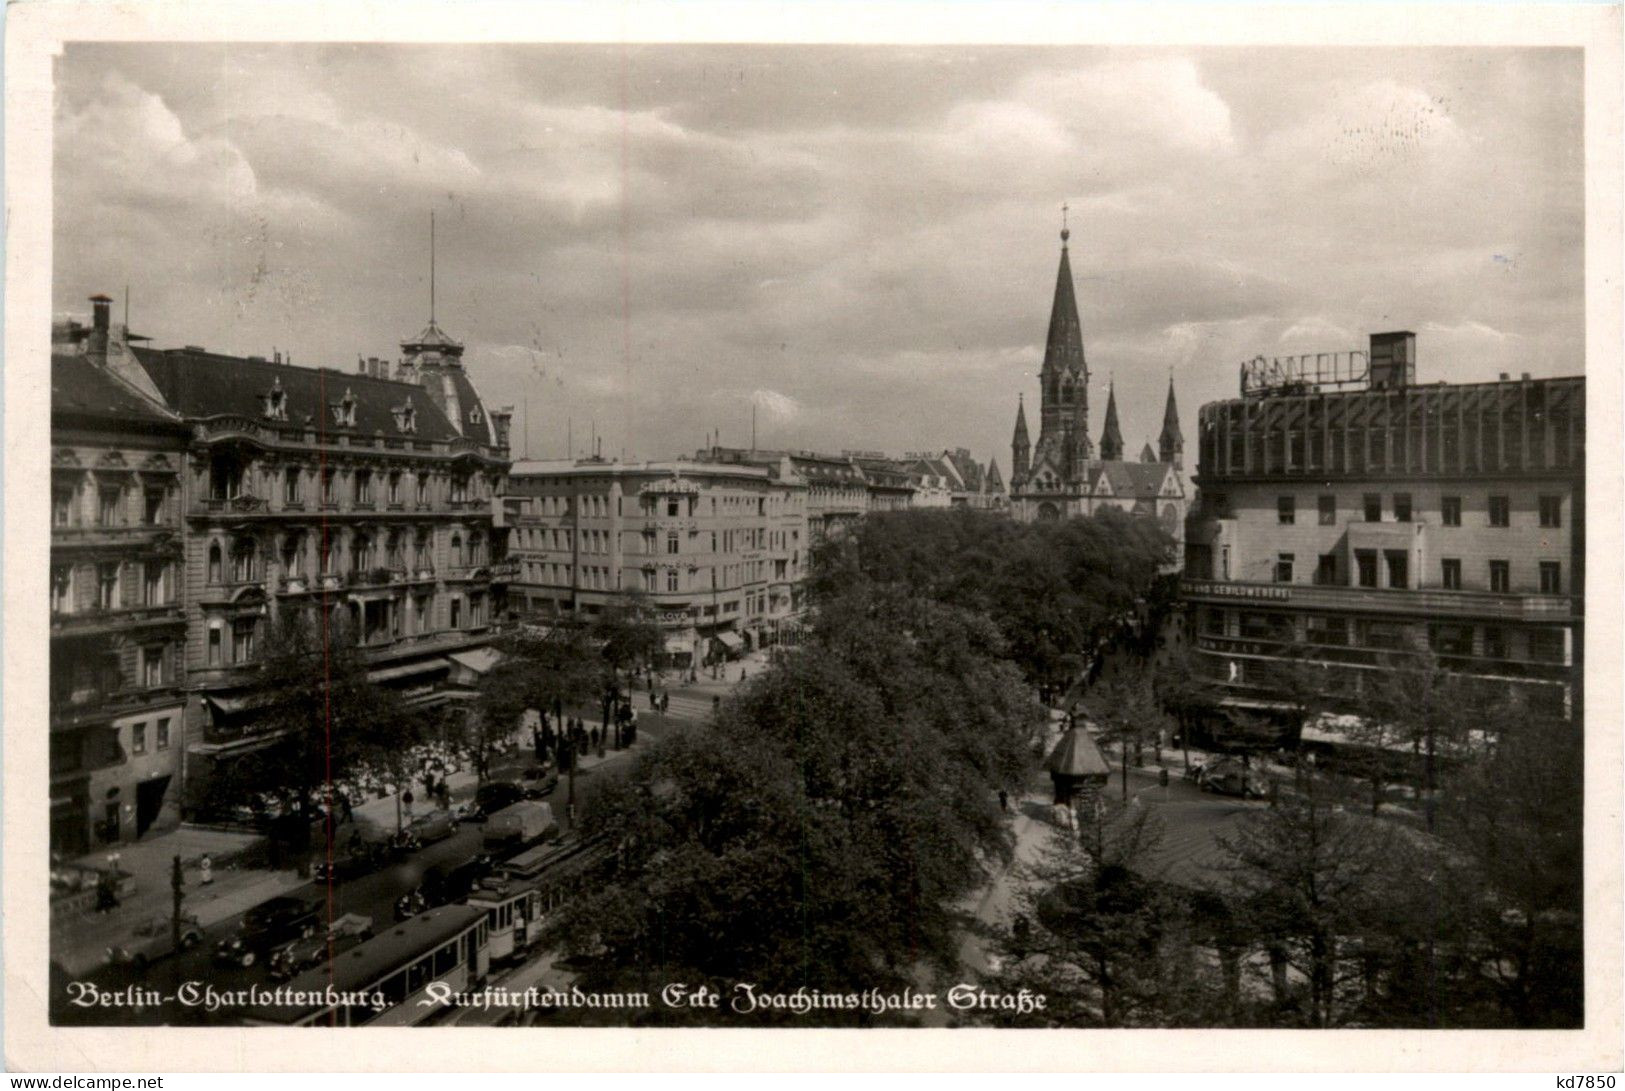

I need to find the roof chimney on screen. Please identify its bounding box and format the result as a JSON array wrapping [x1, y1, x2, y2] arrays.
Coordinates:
[[88, 294, 112, 358]]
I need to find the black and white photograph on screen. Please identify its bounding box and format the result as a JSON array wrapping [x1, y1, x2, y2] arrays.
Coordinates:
[[6, 1, 1621, 1074]]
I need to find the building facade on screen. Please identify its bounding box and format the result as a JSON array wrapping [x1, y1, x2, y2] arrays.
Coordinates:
[[51, 298, 193, 855], [125, 314, 512, 810], [1182, 331, 1584, 721], [503, 458, 808, 665], [1007, 228, 1187, 545]]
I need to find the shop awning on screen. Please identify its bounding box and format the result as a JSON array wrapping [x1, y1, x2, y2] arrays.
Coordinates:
[[663, 634, 693, 654], [203, 692, 276, 716], [447, 647, 502, 675], [368, 657, 452, 684], [714, 631, 744, 651]]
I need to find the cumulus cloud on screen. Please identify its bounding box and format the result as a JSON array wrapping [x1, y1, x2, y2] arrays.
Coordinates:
[[53, 44, 1583, 469]]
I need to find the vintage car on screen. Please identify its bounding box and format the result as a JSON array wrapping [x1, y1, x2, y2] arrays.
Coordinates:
[[1197, 757, 1270, 799], [404, 809, 460, 846], [267, 913, 374, 981], [519, 763, 560, 799], [106, 911, 204, 972], [213, 895, 323, 968], [463, 781, 525, 822]]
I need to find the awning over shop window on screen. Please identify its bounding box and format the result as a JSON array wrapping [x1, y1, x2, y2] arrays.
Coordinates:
[[663, 634, 693, 654], [203, 692, 276, 716], [368, 657, 452, 684], [714, 631, 744, 652], [447, 647, 502, 675]]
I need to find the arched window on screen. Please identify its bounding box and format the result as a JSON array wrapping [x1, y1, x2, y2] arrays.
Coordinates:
[[207, 541, 222, 584], [469, 532, 484, 565], [450, 533, 463, 567]]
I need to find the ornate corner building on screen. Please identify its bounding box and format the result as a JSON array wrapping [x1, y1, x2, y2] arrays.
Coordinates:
[[1007, 227, 1187, 550], [49, 292, 513, 855]]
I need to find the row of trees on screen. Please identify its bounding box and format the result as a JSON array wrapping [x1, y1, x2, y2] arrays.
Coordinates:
[[535, 509, 1178, 1024], [990, 707, 1582, 1029], [189, 592, 670, 864]]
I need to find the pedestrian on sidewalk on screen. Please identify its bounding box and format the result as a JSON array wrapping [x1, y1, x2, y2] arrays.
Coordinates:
[[998, 789, 1009, 813], [403, 789, 415, 817], [660, 692, 669, 714], [650, 690, 658, 711], [199, 854, 213, 886]]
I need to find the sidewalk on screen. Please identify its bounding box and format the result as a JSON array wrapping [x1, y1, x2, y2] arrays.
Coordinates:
[[53, 828, 309, 977]]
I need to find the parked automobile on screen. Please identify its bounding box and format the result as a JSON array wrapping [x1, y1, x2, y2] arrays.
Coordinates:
[[519, 763, 559, 799], [405, 809, 460, 846], [1197, 757, 1269, 799], [267, 913, 374, 981], [106, 911, 204, 973], [214, 895, 322, 968], [399, 851, 495, 919], [464, 781, 525, 822], [313, 837, 394, 882]]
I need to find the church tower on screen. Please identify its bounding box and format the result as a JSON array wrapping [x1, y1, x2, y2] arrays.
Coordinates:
[[1158, 377, 1184, 470], [1011, 394, 1031, 481], [1098, 380, 1124, 462], [1037, 217, 1091, 474]]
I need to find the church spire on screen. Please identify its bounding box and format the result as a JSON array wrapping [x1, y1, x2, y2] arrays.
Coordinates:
[[1041, 224, 1086, 380], [1159, 375, 1184, 469], [1099, 379, 1124, 462], [1011, 394, 1031, 480]]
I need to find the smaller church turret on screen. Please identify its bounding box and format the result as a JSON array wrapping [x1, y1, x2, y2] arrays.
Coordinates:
[[1098, 381, 1124, 462], [1158, 377, 1184, 470]]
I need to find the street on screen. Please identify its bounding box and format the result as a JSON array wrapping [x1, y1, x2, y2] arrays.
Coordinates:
[[50, 679, 726, 1026]]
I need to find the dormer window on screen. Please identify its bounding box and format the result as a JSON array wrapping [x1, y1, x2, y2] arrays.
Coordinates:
[[469, 405, 483, 425], [331, 389, 358, 428], [261, 378, 288, 421], [392, 402, 417, 434]]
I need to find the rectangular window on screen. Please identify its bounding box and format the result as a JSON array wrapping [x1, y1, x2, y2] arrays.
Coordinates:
[[283, 468, 300, 505], [416, 476, 429, 505], [355, 470, 373, 504], [142, 645, 164, 688], [143, 563, 164, 606], [1488, 495, 1510, 527], [1355, 550, 1378, 588], [1274, 553, 1294, 583], [1305, 616, 1348, 646], [99, 486, 122, 526], [1277, 496, 1295, 525], [1429, 623, 1474, 656], [145, 488, 166, 525], [1489, 560, 1510, 593], [1315, 553, 1337, 585], [1363, 494, 1381, 522], [232, 618, 256, 663], [322, 470, 336, 504], [1540, 561, 1562, 593], [1360, 620, 1408, 650], [1482, 626, 1508, 660], [156, 717, 170, 751], [666, 532, 679, 555], [1317, 495, 1335, 526], [1528, 628, 1567, 664], [1441, 496, 1462, 526], [51, 565, 73, 614], [1441, 558, 1462, 590], [54, 485, 76, 527], [1238, 612, 1290, 642], [208, 626, 222, 666], [97, 563, 120, 609], [666, 569, 679, 592], [1539, 495, 1562, 528], [450, 476, 469, 503], [388, 472, 402, 505], [450, 597, 462, 629], [1385, 550, 1409, 589], [131, 721, 147, 755], [1393, 493, 1412, 523]]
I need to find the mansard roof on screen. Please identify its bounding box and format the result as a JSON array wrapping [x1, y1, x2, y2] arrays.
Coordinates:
[[132, 345, 464, 442], [52, 353, 184, 431]]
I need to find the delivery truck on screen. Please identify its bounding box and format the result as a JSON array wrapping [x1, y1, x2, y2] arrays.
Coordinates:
[[482, 800, 558, 850]]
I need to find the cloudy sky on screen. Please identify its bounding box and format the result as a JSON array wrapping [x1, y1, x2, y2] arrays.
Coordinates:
[[54, 44, 1583, 470]]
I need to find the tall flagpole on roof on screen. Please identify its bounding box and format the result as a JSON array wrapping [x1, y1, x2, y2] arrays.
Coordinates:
[[429, 210, 436, 324]]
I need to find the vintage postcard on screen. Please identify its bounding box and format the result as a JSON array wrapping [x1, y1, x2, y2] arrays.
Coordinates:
[[4, 0, 1621, 1074]]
